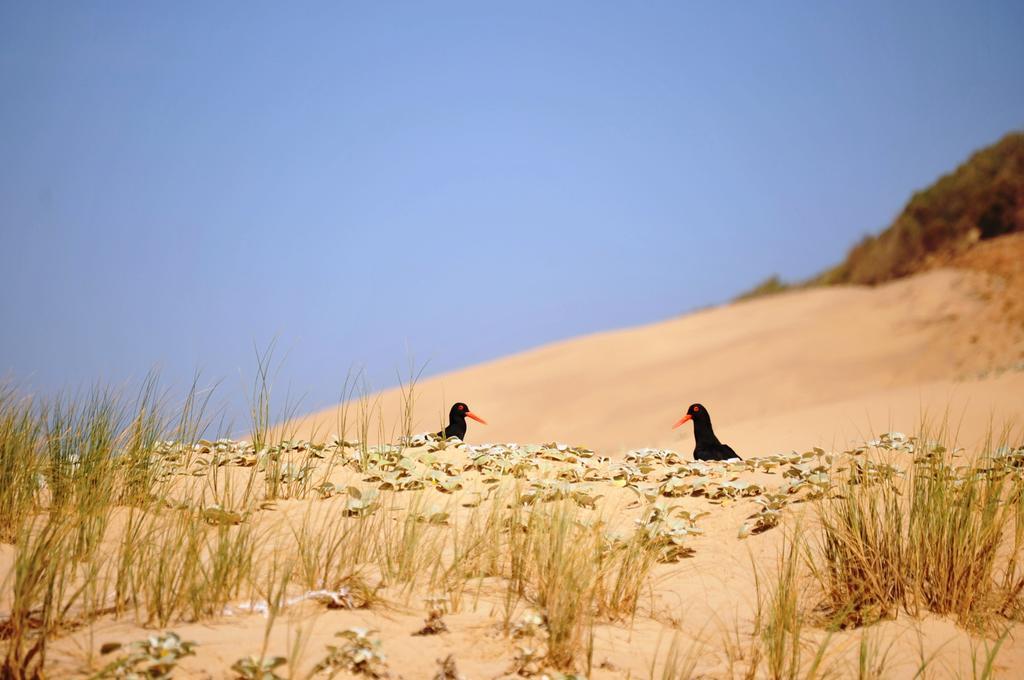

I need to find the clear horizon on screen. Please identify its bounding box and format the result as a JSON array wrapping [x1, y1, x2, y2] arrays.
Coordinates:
[[2, 1, 1023, 425]]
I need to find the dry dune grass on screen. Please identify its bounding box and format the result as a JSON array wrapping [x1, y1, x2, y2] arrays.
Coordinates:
[[2, 389, 1023, 679], [1, 264, 1023, 679]]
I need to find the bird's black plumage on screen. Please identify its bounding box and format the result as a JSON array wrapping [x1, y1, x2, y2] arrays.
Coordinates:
[[434, 402, 486, 441], [673, 403, 741, 461]]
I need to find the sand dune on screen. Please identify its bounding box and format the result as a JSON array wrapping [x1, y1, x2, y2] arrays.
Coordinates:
[[27, 259, 1024, 679], [292, 266, 1024, 455]]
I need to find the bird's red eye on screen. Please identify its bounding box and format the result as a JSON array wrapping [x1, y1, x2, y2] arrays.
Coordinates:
[[458, 405, 465, 411], [693, 405, 700, 412]]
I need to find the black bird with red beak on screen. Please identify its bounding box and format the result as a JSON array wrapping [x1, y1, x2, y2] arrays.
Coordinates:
[[672, 403, 741, 461], [435, 402, 487, 441]]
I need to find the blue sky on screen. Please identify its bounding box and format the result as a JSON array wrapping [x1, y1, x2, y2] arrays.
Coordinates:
[[2, 1, 1023, 425]]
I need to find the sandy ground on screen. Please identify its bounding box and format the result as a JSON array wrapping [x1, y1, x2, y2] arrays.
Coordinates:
[[42, 435, 1024, 679], [20, 253, 1024, 678]]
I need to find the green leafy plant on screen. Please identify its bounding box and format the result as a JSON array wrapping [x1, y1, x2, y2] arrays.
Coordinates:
[[312, 628, 389, 678], [94, 632, 197, 679], [231, 655, 287, 680]]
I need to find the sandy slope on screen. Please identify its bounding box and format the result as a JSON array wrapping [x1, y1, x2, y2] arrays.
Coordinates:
[[291, 266, 1024, 455]]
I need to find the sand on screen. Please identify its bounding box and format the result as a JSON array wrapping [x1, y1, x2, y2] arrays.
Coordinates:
[[291, 266, 1024, 456], [30, 255, 1024, 678]]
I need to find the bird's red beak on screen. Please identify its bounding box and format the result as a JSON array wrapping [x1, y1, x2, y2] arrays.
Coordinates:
[[672, 414, 692, 429], [466, 411, 487, 425]]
